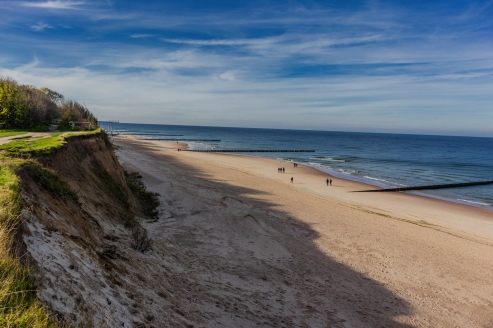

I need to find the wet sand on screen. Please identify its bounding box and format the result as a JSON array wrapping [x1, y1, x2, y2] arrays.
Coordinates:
[[114, 135, 493, 327]]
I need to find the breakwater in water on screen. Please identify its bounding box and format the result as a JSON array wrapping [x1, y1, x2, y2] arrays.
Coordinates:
[[187, 149, 315, 153], [354, 180, 493, 192]]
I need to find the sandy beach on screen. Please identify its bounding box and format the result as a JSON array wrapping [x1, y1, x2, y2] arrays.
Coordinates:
[[113, 135, 493, 327]]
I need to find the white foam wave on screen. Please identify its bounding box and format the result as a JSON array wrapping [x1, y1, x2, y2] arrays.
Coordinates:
[[187, 142, 213, 150], [457, 199, 492, 206], [309, 162, 334, 170], [363, 176, 407, 187], [309, 157, 345, 162]]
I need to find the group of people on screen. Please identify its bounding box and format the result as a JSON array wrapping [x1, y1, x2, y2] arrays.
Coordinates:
[[278, 163, 333, 186]]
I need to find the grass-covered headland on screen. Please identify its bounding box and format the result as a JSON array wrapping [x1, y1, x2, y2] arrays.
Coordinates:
[[0, 77, 101, 326], [1, 77, 161, 326]]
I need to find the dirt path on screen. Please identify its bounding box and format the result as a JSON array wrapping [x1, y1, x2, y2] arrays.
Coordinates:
[[0, 130, 98, 146]]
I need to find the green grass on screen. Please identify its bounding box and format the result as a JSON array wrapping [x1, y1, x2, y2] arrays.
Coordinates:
[[0, 129, 101, 157], [0, 156, 56, 327], [64, 128, 100, 140], [0, 133, 65, 157], [10, 136, 32, 141], [93, 160, 129, 208], [21, 162, 78, 202], [0, 126, 52, 138], [0, 129, 104, 326], [0, 130, 27, 138], [26, 126, 49, 133], [125, 171, 160, 222]]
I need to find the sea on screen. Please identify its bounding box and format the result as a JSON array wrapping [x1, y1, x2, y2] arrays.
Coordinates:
[[109, 122, 493, 211]]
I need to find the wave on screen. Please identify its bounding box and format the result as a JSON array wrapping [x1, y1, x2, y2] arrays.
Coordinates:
[[457, 199, 492, 206], [308, 162, 356, 175], [363, 176, 407, 187], [309, 156, 346, 163], [187, 142, 214, 151]]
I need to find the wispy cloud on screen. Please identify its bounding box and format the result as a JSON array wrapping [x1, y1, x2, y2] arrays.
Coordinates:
[[21, 1, 86, 10], [30, 22, 53, 31], [130, 34, 156, 38], [2, 1, 493, 136], [160, 37, 274, 46]]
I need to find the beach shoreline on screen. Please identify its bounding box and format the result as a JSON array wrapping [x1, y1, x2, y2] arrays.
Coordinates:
[[130, 135, 493, 239], [113, 134, 493, 326], [139, 133, 493, 211]]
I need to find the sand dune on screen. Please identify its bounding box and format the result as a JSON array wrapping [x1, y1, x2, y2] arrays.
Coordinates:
[[114, 135, 493, 327]]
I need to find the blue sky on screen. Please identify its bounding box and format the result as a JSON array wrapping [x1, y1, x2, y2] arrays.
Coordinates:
[[1, 0, 492, 136]]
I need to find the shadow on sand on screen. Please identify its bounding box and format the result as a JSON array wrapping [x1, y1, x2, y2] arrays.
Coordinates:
[[118, 138, 414, 327]]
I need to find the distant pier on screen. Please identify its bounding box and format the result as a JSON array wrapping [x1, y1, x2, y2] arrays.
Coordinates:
[[187, 149, 315, 153], [354, 180, 493, 192], [99, 120, 119, 136]]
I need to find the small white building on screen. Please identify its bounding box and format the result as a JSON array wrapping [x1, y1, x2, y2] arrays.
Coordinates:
[[69, 121, 93, 129]]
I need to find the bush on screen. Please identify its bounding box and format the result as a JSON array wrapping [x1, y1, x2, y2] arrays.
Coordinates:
[[20, 162, 78, 202], [124, 171, 160, 222], [131, 226, 152, 252]]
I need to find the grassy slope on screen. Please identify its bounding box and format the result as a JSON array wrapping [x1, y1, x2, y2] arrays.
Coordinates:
[[0, 127, 50, 138], [0, 157, 56, 327], [0, 129, 101, 326], [0, 129, 100, 157], [0, 131, 28, 138]]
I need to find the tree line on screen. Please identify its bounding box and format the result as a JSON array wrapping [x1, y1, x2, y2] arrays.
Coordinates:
[[0, 77, 97, 129]]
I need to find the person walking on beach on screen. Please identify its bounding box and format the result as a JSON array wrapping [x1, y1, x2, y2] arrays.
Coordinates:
[[330, 179, 332, 185], [326, 178, 329, 186], [291, 177, 293, 183], [283, 167, 285, 173]]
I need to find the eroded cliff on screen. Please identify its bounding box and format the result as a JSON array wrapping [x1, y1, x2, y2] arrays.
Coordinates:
[[17, 135, 154, 327]]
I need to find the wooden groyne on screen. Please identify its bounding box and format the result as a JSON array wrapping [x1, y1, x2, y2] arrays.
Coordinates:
[[129, 133, 184, 136], [187, 149, 315, 153], [354, 180, 493, 192], [148, 139, 221, 141]]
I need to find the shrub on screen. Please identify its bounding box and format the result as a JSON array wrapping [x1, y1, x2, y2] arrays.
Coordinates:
[[131, 226, 152, 252], [20, 162, 78, 202], [124, 171, 160, 222]]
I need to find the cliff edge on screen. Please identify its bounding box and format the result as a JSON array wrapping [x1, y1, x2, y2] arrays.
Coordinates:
[[16, 134, 154, 327]]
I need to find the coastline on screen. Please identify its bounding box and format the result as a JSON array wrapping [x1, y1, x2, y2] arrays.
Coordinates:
[[171, 137, 493, 211], [121, 135, 493, 239], [112, 134, 493, 326]]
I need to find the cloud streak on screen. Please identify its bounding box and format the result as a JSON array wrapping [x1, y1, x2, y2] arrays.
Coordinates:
[[21, 0, 86, 10], [1, 0, 493, 136], [30, 22, 53, 31]]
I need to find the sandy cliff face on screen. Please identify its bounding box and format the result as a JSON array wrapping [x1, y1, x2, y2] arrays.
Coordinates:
[[17, 136, 147, 327]]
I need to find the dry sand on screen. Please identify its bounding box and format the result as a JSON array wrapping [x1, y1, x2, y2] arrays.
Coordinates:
[[113, 135, 493, 327]]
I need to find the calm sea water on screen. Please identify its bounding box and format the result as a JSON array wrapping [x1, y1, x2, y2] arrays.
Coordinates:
[[110, 123, 493, 210]]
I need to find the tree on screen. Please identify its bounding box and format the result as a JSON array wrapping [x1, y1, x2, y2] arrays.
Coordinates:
[[0, 77, 96, 129], [0, 79, 33, 128], [39, 87, 64, 104]]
